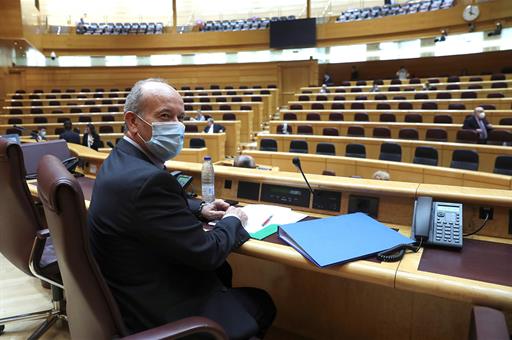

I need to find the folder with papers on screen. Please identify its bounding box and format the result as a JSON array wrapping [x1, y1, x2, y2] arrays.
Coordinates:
[[278, 212, 414, 267]]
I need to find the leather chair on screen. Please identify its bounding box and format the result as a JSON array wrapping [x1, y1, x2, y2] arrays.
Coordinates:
[[0, 138, 65, 338], [379, 143, 402, 162], [260, 138, 278, 152], [413, 146, 438, 166], [450, 150, 479, 171], [36, 155, 228, 340], [190, 138, 206, 148], [289, 140, 308, 154]]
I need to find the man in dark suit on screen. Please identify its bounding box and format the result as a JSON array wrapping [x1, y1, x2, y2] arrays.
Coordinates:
[[59, 120, 80, 144], [203, 118, 225, 133], [462, 106, 493, 143], [88, 78, 275, 339]]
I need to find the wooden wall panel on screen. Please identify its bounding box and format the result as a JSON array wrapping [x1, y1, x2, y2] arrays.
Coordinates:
[[0, 0, 23, 38], [319, 50, 512, 86]]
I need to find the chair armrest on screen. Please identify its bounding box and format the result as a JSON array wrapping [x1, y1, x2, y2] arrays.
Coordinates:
[[469, 306, 509, 340], [122, 316, 227, 340]]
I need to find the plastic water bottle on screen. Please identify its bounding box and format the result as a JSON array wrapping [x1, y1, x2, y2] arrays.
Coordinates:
[[201, 156, 215, 203]]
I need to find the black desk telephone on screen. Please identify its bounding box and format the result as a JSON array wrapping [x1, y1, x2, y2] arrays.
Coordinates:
[[411, 196, 463, 249], [378, 196, 463, 262]]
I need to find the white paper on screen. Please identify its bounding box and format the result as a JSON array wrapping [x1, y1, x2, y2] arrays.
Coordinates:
[[241, 204, 307, 234]]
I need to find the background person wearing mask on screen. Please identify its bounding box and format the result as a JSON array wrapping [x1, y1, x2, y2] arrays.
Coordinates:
[[463, 106, 493, 143], [59, 119, 80, 144], [395, 66, 410, 80], [82, 123, 102, 151], [203, 118, 225, 133], [87, 78, 275, 339]]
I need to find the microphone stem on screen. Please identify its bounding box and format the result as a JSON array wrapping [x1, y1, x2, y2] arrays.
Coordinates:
[[298, 167, 314, 195]]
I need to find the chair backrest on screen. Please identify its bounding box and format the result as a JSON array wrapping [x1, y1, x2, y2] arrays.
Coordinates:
[[322, 128, 339, 136], [260, 138, 277, 151], [421, 102, 438, 110], [456, 129, 479, 144], [499, 118, 512, 125], [448, 104, 466, 110], [487, 130, 512, 145], [404, 114, 422, 123], [0, 138, 45, 276], [99, 126, 114, 134], [379, 143, 402, 162], [398, 102, 413, 110], [190, 138, 206, 148], [354, 113, 369, 121], [289, 104, 303, 110], [433, 114, 453, 124], [450, 150, 479, 171], [331, 103, 345, 110], [311, 103, 324, 110], [302, 112, 319, 121], [413, 146, 438, 166], [347, 126, 365, 137], [184, 125, 198, 133], [276, 124, 292, 134], [222, 113, 236, 120], [379, 113, 396, 122], [494, 156, 512, 176], [37, 155, 128, 339], [345, 144, 366, 158], [329, 113, 343, 121], [376, 103, 391, 110], [283, 113, 297, 120], [316, 143, 335, 156], [398, 128, 419, 140], [289, 140, 308, 153], [425, 128, 448, 142], [351, 102, 365, 110], [373, 127, 391, 138], [297, 125, 313, 135]]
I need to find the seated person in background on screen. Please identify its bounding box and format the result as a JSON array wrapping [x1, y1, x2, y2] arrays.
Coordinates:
[[319, 84, 330, 94], [204, 118, 225, 133], [463, 106, 493, 143], [88, 78, 275, 339], [370, 84, 380, 92], [31, 127, 47, 142], [350, 65, 359, 81], [373, 170, 390, 181], [192, 110, 205, 121], [323, 73, 334, 86], [396, 66, 410, 80], [234, 154, 256, 169], [59, 120, 80, 144], [82, 123, 102, 151]]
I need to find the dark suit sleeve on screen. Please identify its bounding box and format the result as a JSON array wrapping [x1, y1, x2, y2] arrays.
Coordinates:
[[133, 171, 249, 271], [462, 117, 475, 129], [82, 133, 87, 146], [203, 126, 208, 133]]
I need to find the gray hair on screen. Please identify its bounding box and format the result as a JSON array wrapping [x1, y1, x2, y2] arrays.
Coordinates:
[[234, 155, 256, 169], [124, 78, 168, 117]]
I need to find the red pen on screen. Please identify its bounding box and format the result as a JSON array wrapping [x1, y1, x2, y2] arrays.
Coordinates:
[[261, 214, 273, 227]]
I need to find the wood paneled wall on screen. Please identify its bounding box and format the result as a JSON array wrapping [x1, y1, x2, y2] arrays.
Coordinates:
[[319, 50, 512, 86], [3, 60, 317, 106], [0, 0, 23, 39]]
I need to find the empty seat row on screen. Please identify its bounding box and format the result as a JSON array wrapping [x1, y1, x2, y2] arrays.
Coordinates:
[[299, 90, 508, 101], [76, 22, 163, 35], [180, 85, 276, 90], [275, 124, 512, 145], [199, 16, 295, 32], [321, 74, 508, 87], [183, 96, 263, 103], [8, 107, 121, 115], [336, 0, 455, 23], [288, 102, 501, 110], [259, 138, 512, 174], [280, 112, 512, 124]]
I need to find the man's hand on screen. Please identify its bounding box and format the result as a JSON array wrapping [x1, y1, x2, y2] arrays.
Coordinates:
[[222, 206, 248, 228], [200, 199, 230, 221]]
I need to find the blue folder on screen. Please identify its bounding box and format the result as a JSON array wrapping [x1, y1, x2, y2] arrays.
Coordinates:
[[278, 212, 414, 267]]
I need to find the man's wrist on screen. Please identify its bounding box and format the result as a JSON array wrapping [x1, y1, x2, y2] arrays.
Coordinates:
[[196, 201, 207, 218]]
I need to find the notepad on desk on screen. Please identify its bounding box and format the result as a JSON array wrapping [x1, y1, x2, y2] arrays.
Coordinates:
[[278, 212, 414, 267], [241, 204, 307, 240]]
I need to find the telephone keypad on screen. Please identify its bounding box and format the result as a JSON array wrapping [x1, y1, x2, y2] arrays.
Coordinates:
[[431, 204, 463, 248]]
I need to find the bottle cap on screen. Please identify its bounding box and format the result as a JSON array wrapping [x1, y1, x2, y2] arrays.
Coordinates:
[[204, 156, 211, 161]]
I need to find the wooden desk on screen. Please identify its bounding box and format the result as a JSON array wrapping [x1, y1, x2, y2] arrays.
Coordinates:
[[287, 98, 512, 111], [256, 133, 512, 173], [0, 112, 125, 124], [277, 109, 512, 125], [46, 132, 226, 162], [268, 120, 512, 144], [243, 150, 512, 190], [27, 149, 512, 339]]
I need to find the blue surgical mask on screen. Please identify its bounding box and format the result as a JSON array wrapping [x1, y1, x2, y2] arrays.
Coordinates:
[[137, 116, 185, 162]]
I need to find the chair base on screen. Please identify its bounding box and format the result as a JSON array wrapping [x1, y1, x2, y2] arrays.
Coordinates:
[[0, 300, 66, 339]]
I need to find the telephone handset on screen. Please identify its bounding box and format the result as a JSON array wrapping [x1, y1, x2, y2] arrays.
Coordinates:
[[411, 196, 463, 249]]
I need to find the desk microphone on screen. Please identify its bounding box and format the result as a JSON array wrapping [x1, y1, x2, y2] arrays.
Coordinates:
[[292, 157, 314, 196]]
